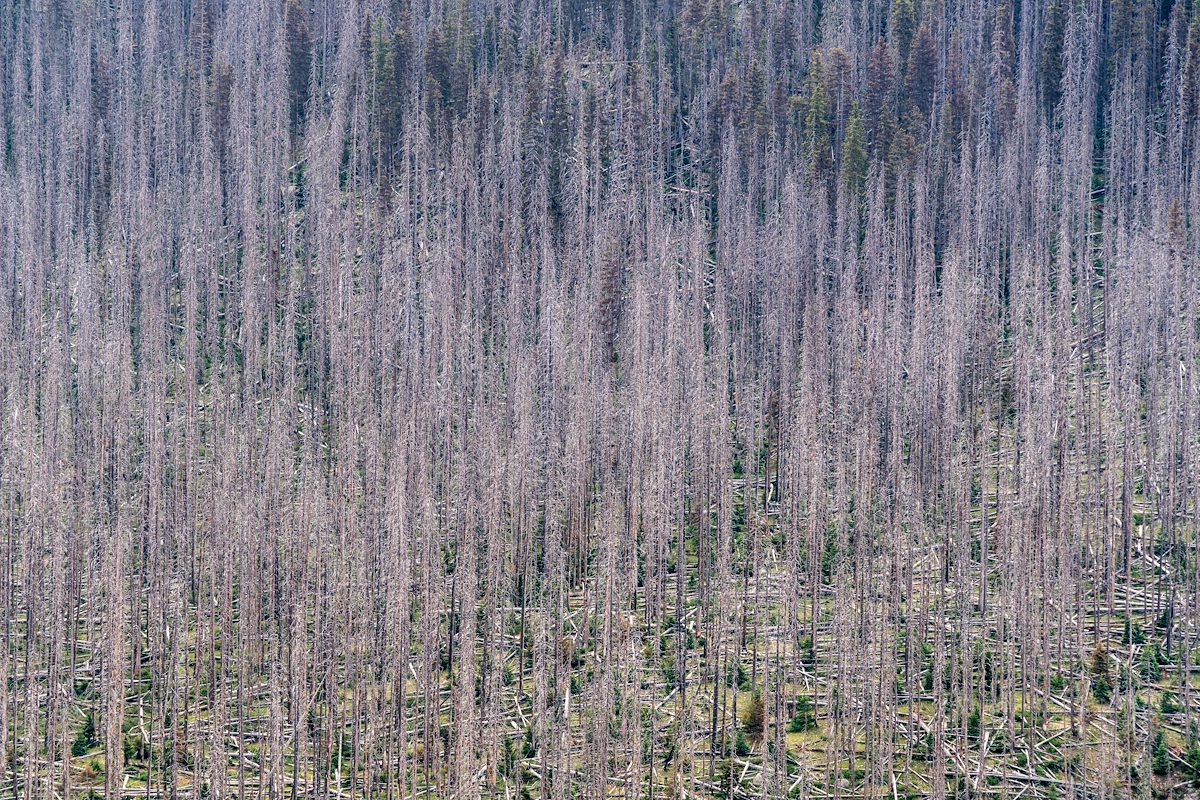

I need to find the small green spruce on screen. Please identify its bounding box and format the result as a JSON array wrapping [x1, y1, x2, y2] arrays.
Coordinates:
[[787, 695, 817, 733], [72, 713, 98, 757], [1152, 728, 1170, 776]]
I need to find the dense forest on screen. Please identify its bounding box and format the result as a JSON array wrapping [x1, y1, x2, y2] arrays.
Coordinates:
[[1, 0, 1199, 797]]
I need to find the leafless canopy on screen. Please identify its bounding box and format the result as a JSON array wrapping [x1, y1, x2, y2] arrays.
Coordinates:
[[1, 0, 1198, 798]]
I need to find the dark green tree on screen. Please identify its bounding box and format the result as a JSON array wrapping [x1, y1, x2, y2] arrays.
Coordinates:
[[904, 24, 936, 119], [285, 0, 312, 135], [1040, 0, 1066, 117], [840, 103, 868, 198], [865, 39, 897, 156], [890, 0, 916, 62]]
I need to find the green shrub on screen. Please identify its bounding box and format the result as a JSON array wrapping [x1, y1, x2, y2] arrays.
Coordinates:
[[787, 695, 817, 732], [1162, 691, 1184, 714], [1140, 645, 1164, 681], [967, 707, 981, 741], [1152, 728, 1170, 776], [744, 692, 766, 738], [1123, 619, 1146, 645], [72, 714, 98, 757]]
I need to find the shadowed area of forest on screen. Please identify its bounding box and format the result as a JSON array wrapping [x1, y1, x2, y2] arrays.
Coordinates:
[[1, 0, 1199, 798]]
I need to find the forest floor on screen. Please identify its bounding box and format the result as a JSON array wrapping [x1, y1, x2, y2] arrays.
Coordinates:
[[42, 481, 1200, 800]]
